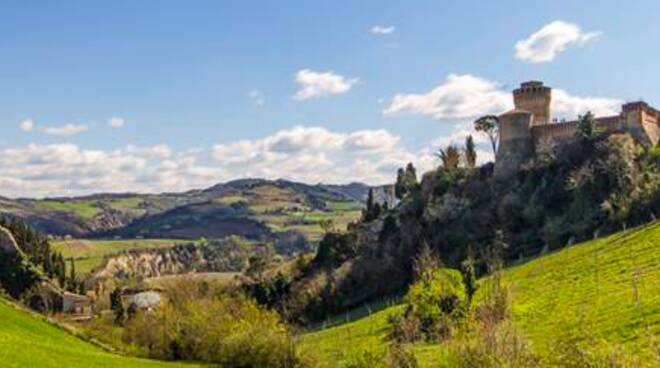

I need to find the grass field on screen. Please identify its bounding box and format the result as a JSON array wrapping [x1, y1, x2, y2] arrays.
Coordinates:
[[0, 298, 204, 368], [302, 221, 660, 366], [35, 200, 103, 219], [52, 238, 187, 274]]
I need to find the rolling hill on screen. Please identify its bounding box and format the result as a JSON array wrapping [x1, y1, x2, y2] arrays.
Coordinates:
[[0, 179, 388, 241], [301, 221, 660, 366], [0, 298, 205, 368]]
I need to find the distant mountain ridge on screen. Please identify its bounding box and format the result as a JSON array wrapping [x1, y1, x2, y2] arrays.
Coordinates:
[[0, 179, 388, 240]]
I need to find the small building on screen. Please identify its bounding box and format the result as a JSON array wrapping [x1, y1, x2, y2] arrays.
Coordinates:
[[62, 292, 92, 317], [122, 290, 163, 312]]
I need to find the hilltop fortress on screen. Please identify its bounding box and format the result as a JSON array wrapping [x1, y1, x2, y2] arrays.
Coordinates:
[[495, 81, 660, 174]]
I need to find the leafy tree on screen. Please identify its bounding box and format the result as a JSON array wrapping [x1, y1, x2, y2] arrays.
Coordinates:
[[362, 188, 382, 222], [404, 163, 419, 194], [395, 168, 406, 200], [379, 214, 398, 243], [465, 135, 477, 169], [474, 115, 499, 157], [576, 111, 600, 141], [436, 145, 462, 171], [460, 253, 478, 306], [110, 288, 125, 325]]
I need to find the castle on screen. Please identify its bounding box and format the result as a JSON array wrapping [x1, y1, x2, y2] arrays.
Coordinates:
[[495, 81, 660, 174]]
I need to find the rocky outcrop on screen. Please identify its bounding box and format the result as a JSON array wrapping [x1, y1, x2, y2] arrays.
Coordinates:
[[0, 226, 20, 254]]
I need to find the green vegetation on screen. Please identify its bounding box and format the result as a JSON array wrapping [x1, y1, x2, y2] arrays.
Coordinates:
[[0, 298, 204, 368], [302, 222, 660, 366], [52, 238, 185, 274], [123, 284, 315, 367], [35, 199, 103, 219]]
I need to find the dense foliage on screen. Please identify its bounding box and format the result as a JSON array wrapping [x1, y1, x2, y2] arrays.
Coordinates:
[[0, 218, 68, 299], [269, 132, 660, 323], [123, 290, 315, 368]]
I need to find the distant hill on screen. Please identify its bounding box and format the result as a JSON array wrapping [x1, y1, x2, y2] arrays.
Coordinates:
[[302, 221, 660, 366], [0, 179, 384, 241]]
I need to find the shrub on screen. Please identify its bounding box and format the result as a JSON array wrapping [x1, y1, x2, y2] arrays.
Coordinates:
[[391, 268, 467, 342], [443, 321, 539, 368], [123, 294, 315, 367], [545, 328, 641, 368]]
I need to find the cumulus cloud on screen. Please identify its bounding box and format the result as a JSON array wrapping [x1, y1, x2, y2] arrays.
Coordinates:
[[515, 20, 601, 63], [384, 74, 512, 119], [20, 119, 35, 132], [210, 125, 438, 185], [370, 25, 395, 35], [0, 143, 221, 198], [384, 73, 621, 121], [0, 126, 446, 198], [108, 117, 125, 128], [552, 89, 621, 117], [43, 123, 88, 136], [294, 69, 357, 100]]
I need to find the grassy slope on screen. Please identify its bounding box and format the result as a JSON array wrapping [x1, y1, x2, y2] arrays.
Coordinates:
[[52, 238, 187, 274], [0, 299, 203, 368], [302, 221, 660, 366]]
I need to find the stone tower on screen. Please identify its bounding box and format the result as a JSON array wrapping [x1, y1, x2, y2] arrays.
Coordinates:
[[513, 81, 551, 125]]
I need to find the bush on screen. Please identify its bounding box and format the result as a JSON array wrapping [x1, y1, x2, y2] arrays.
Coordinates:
[[444, 321, 539, 368], [123, 294, 315, 367], [391, 268, 467, 342]]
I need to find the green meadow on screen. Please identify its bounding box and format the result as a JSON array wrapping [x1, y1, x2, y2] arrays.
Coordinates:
[[302, 221, 660, 366], [0, 298, 205, 368], [52, 238, 186, 274]]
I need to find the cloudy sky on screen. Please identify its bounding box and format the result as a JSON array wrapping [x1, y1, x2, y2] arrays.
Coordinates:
[[1, 0, 658, 198]]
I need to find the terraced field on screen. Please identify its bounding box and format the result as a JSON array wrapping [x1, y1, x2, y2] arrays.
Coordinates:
[[302, 222, 660, 366]]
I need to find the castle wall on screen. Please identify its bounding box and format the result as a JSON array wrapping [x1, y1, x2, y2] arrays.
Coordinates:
[[495, 110, 534, 175], [495, 81, 660, 175]]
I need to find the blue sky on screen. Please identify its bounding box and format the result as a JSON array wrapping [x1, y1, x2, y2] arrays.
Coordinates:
[[1, 0, 659, 197]]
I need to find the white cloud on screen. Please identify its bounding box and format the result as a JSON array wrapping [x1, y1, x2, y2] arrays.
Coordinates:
[[294, 69, 357, 100], [0, 126, 442, 198], [370, 25, 395, 35], [211, 125, 427, 185], [20, 119, 35, 132], [384, 74, 512, 119], [515, 20, 601, 63], [249, 90, 265, 106], [0, 143, 218, 198], [43, 123, 88, 136], [108, 117, 125, 128], [384, 73, 621, 121], [552, 89, 621, 117]]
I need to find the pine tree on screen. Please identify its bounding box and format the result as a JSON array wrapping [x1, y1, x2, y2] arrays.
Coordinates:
[[465, 135, 477, 169], [68, 258, 76, 292], [110, 288, 125, 325], [395, 168, 406, 199]]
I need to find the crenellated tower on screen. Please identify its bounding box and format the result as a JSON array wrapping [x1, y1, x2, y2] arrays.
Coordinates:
[[513, 81, 551, 126]]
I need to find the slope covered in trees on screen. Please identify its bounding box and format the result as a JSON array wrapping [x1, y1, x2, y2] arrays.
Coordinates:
[[271, 132, 660, 323]]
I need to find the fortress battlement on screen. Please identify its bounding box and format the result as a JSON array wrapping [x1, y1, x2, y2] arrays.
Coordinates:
[[495, 81, 660, 175]]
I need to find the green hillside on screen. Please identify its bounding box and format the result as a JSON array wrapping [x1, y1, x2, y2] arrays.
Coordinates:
[[52, 238, 187, 274], [0, 298, 204, 368], [302, 221, 660, 366]]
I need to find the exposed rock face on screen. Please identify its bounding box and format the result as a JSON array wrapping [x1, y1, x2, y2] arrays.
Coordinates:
[[92, 251, 196, 281], [0, 226, 20, 254]]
